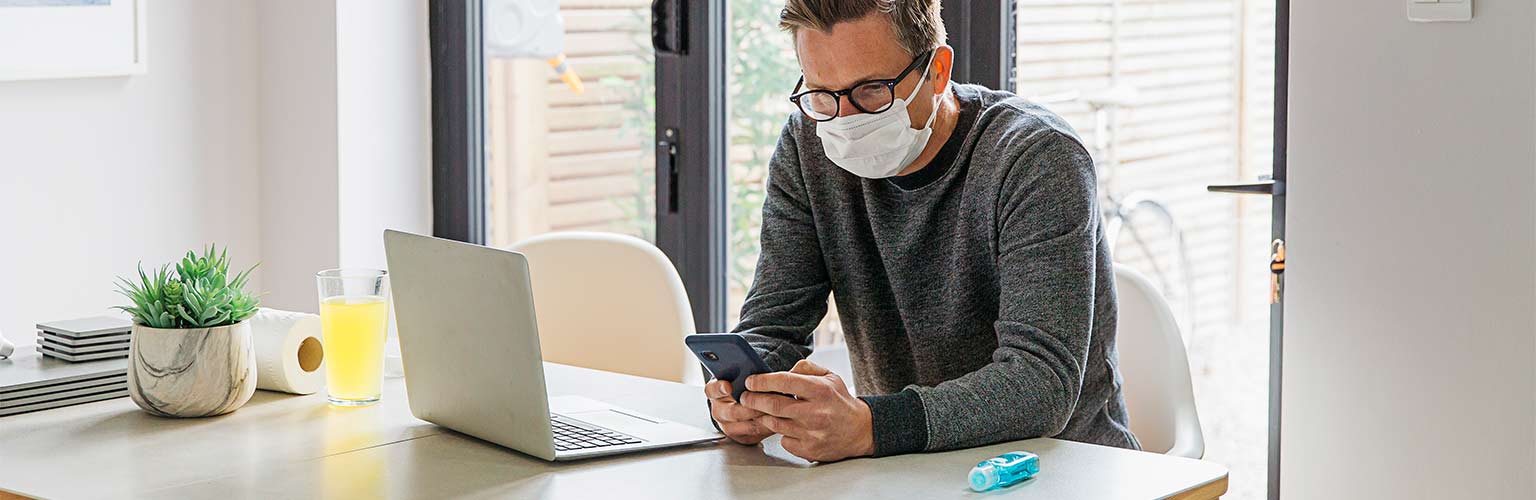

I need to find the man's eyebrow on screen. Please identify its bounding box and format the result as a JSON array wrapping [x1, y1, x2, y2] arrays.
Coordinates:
[[803, 70, 886, 91]]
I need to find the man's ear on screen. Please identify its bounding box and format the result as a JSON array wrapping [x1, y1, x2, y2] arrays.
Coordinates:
[[931, 45, 955, 94]]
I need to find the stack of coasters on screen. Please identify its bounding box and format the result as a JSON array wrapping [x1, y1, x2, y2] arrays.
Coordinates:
[[35, 316, 132, 362], [1, 353, 128, 417]]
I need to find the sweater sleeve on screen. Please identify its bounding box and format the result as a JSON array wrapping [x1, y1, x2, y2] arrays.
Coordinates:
[[729, 120, 831, 372], [895, 130, 1105, 452]]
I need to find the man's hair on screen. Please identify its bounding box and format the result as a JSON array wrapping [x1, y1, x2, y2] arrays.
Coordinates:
[[779, 0, 946, 58]]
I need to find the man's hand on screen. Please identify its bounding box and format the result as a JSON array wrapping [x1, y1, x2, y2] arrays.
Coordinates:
[[705, 379, 774, 445], [741, 359, 875, 462]]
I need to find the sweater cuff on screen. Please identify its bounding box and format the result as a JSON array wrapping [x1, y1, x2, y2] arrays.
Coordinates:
[[859, 389, 928, 457]]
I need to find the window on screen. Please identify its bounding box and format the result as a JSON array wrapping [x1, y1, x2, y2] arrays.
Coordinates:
[[439, 0, 1017, 333], [723, 0, 846, 346], [482, 0, 657, 249], [1014, 1, 1277, 498]]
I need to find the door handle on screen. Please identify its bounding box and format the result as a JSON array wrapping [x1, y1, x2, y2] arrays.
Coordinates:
[[651, 0, 687, 55], [657, 128, 680, 214], [1207, 177, 1284, 196]]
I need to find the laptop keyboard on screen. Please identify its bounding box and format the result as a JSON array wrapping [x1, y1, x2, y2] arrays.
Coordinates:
[[551, 415, 643, 452]]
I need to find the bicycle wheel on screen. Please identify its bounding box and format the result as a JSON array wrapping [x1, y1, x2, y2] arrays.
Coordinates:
[[1107, 193, 1198, 342]]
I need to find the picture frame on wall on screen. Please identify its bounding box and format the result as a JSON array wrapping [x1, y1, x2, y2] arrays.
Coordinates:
[[0, 0, 148, 81]]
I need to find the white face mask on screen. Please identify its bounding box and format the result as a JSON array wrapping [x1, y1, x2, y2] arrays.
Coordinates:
[[815, 55, 939, 179]]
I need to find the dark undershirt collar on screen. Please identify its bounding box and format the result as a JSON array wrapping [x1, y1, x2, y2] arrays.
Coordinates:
[[886, 86, 978, 191]]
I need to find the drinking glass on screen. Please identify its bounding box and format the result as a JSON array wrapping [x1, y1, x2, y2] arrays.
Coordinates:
[[316, 269, 390, 407]]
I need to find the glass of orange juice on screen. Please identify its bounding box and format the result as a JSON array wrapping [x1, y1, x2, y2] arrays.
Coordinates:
[[316, 269, 390, 407]]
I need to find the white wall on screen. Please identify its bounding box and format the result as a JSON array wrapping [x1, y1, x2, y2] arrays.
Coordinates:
[[1283, 1, 1536, 498], [335, 0, 433, 273], [256, 0, 340, 313], [333, 0, 433, 363], [0, 0, 430, 346], [0, 0, 261, 348], [257, 0, 432, 313]]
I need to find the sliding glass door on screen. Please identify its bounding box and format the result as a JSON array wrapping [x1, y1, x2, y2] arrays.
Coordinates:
[[1012, 1, 1282, 498], [721, 0, 815, 341]]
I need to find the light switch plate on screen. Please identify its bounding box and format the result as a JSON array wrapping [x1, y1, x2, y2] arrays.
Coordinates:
[[1408, 0, 1472, 22]]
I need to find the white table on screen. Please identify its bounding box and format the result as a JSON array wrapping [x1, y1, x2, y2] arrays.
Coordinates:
[[0, 364, 1227, 499]]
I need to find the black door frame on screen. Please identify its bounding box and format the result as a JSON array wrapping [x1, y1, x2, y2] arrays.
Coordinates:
[[653, 0, 729, 333], [429, 0, 485, 245], [942, 0, 1016, 92], [1268, 0, 1289, 498]]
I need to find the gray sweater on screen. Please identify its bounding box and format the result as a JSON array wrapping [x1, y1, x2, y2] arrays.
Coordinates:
[[732, 84, 1138, 456]]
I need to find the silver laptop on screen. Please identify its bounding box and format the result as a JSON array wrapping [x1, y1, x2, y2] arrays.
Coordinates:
[[383, 230, 722, 461]]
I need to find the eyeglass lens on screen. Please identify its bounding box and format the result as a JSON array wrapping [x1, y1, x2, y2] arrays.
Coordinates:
[[798, 82, 895, 121]]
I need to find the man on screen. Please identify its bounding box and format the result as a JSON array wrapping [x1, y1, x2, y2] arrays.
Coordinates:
[[704, 0, 1139, 463]]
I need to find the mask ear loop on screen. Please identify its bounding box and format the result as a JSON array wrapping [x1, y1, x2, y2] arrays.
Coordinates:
[[908, 52, 940, 130], [902, 52, 937, 103]]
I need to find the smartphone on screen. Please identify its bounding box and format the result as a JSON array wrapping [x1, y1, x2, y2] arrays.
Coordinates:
[[685, 333, 773, 403]]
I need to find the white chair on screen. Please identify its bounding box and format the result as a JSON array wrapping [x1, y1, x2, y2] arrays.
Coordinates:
[[1114, 264, 1205, 459], [508, 232, 701, 384]]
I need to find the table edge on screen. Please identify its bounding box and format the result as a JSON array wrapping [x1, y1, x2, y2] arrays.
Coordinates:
[[1166, 471, 1230, 500]]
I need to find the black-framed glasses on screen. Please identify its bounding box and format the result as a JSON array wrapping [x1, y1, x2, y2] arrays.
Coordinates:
[[788, 49, 934, 122]]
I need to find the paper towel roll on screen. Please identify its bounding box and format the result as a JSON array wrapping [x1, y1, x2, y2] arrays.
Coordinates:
[[0, 327, 13, 359], [250, 308, 325, 394]]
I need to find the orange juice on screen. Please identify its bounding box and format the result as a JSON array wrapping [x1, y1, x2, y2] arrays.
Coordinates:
[[320, 295, 389, 405]]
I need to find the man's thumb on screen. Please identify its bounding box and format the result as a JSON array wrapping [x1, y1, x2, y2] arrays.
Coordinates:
[[791, 358, 830, 376]]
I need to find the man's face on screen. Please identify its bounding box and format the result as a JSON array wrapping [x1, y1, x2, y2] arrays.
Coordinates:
[[794, 14, 950, 127]]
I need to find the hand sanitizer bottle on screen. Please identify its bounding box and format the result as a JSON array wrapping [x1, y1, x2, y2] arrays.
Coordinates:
[[968, 451, 1040, 492]]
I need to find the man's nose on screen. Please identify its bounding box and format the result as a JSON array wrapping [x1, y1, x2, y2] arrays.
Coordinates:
[[837, 95, 863, 118]]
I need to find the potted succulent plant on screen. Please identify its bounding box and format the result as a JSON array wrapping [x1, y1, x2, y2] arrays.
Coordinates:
[[115, 245, 260, 418]]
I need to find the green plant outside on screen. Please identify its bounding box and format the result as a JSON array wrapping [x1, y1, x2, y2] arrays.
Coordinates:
[[725, 0, 801, 296], [114, 245, 260, 329]]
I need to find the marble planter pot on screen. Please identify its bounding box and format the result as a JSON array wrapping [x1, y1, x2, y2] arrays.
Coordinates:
[[127, 320, 258, 418]]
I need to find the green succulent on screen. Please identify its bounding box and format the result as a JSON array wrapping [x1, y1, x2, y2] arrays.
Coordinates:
[[114, 245, 260, 329]]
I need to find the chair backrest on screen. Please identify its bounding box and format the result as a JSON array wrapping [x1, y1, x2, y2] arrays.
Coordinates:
[[508, 232, 698, 383], [1114, 264, 1205, 459]]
